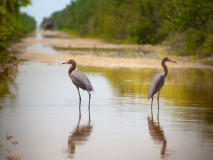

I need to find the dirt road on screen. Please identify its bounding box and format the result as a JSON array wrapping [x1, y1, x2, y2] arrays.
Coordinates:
[[16, 30, 213, 69]]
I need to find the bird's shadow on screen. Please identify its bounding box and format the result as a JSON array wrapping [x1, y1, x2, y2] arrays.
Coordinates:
[[147, 111, 172, 159], [67, 117, 93, 158]]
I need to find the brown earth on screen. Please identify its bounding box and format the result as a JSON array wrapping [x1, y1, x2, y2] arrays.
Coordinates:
[[16, 30, 213, 69]]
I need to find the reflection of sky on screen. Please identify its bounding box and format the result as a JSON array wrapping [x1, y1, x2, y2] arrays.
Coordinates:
[[20, 0, 70, 28], [26, 43, 59, 54]]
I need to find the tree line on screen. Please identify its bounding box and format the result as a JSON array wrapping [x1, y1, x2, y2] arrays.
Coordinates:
[[0, 0, 36, 65], [52, 0, 213, 57]]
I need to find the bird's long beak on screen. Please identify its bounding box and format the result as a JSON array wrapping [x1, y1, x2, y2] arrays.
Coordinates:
[[169, 59, 177, 63], [62, 62, 68, 64]]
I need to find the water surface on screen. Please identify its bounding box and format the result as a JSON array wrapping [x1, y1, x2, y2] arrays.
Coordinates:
[[27, 43, 59, 54], [0, 62, 213, 160]]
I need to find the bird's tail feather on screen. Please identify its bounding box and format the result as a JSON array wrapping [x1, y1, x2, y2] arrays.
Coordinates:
[[147, 93, 152, 99], [86, 83, 94, 93], [90, 88, 96, 94]]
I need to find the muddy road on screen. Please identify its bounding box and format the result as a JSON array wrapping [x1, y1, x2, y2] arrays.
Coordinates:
[[16, 30, 213, 69]]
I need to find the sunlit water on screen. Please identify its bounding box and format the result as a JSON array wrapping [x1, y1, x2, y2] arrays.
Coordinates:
[[0, 62, 213, 160]]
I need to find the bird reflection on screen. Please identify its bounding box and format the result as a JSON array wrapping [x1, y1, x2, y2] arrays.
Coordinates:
[[147, 111, 168, 159], [67, 117, 93, 158]]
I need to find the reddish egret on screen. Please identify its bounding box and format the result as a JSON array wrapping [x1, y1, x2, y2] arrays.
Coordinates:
[[147, 57, 177, 110], [62, 59, 93, 116]]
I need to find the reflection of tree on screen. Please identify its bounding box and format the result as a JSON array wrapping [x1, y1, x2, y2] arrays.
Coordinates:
[[78, 66, 157, 98], [0, 74, 17, 103], [164, 68, 213, 108], [164, 69, 213, 126], [79, 66, 213, 106], [147, 114, 169, 159], [108, 68, 213, 110], [78, 66, 213, 139], [68, 118, 93, 158], [105, 68, 155, 98]]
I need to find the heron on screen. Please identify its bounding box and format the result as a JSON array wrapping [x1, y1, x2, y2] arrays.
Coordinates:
[[62, 59, 93, 117], [147, 57, 177, 111]]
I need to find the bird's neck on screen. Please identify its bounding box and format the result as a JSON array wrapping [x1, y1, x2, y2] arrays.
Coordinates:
[[68, 63, 76, 77], [161, 59, 168, 77]]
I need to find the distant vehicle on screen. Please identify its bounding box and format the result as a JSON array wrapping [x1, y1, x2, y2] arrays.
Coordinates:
[[42, 17, 53, 30]]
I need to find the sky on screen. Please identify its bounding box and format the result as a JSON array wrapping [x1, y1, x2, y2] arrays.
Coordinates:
[[20, 0, 71, 28]]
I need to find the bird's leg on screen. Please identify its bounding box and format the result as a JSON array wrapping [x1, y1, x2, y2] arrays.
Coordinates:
[[77, 87, 81, 118], [151, 106, 153, 121], [151, 97, 153, 109], [87, 91, 91, 111], [157, 91, 160, 114]]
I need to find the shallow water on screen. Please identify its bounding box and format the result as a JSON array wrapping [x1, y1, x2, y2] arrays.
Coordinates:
[[0, 62, 213, 160], [27, 43, 59, 54]]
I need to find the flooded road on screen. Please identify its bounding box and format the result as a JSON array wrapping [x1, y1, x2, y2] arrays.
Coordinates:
[[0, 31, 213, 160], [1, 63, 213, 160]]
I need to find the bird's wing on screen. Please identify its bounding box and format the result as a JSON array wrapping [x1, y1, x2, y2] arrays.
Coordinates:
[[147, 73, 165, 99], [71, 71, 93, 91]]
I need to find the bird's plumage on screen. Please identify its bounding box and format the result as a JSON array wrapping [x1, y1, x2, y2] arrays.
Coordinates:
[[71, 71, 93, 91], [62, 59, 93, 116], [147, 73, 165, 99], [147, 57, 176, 111]]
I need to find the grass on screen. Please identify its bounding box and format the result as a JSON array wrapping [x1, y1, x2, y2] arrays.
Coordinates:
[[60, 28, 80, 38], [54, 46, 157, 58], [196, 58, 213, 66]]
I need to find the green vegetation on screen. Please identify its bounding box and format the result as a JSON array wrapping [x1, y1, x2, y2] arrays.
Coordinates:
[[0, 0, 36, 69], [195, 58, 213, 66], [52, 0, 213, 57]]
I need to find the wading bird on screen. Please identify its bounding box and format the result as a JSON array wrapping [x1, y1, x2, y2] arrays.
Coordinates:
[[147, 57, 177, 111], [62, 59, 93, 117]]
